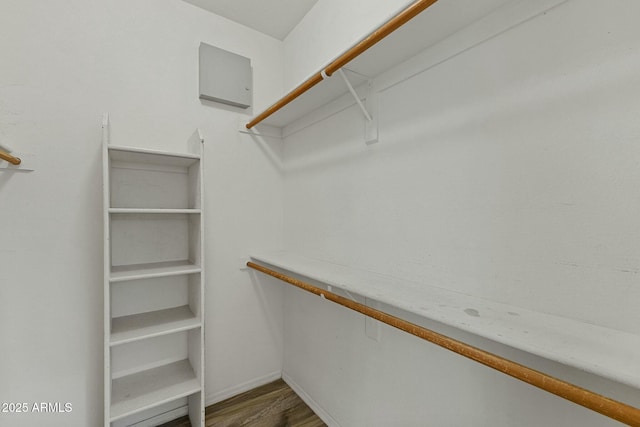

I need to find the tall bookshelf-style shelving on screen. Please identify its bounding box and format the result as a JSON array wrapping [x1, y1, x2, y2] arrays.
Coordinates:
[[102, 115, 205, 427]]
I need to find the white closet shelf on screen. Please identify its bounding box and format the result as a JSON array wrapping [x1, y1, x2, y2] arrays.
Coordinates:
[[110, 305, 200, 346], [250, 251, 640, 389], [110, 260, 201, 282], [109, 208, 201, 214], [246, 0, 515, 129], [110, 359, 200, 422], [108, 145, 200, 164]]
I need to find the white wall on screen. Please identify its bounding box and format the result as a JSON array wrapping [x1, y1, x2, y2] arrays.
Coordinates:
[[281, 0, 640, 425], [0, 1, 284, 426]]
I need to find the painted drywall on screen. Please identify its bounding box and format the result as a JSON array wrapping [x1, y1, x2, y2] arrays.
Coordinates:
[[0, 1, 284, 426], [280, 0, 640, 425]]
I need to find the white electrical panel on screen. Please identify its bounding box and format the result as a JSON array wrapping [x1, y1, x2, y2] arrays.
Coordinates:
[[199, 42, 252, 109]]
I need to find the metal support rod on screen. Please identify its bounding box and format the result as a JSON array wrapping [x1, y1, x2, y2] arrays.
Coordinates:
[[337, 69, 373, 122], [0, 150, 21, 165], [247, 261, 640, 426]]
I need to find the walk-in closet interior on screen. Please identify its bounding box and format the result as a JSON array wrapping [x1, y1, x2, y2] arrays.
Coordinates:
[[1, 0, 639, 426]]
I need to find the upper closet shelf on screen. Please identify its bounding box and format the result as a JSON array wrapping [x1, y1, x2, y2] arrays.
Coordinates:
[[245, 0, 512, 129], [249, 251, 640, 390]]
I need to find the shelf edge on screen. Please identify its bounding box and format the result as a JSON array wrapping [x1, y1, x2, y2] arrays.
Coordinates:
[[108, 145, 200, 160]]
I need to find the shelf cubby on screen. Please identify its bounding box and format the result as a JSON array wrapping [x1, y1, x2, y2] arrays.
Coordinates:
[[110, 274, 202, 346], [109, 213, 201, 272], [109, 327, 202, 423], [111, 305, 200, 346], [108, 145, 201, 210]]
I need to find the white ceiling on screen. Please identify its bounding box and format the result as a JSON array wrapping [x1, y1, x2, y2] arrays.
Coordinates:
[[181, 0, 318, 40]]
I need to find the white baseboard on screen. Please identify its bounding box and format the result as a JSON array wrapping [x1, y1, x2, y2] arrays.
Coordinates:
[[282, 372, 341, 427], [206, 370, 282, 406]]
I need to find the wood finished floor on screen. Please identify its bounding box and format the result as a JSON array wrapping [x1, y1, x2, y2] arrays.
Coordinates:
[[160, 379, 326, 427]]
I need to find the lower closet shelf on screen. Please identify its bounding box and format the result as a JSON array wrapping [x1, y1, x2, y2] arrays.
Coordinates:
[[249, 251, 640, 389], [110, 359, 200, 422], [110, 306, 200, 346]]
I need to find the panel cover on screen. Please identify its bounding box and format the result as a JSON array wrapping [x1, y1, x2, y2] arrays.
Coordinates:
[[199, 42, 252, 109]]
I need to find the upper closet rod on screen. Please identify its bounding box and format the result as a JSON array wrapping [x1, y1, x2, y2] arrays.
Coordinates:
[[247, 261, 640, 426], [0, 150, 21, 165], [245, 0, 439, 129]]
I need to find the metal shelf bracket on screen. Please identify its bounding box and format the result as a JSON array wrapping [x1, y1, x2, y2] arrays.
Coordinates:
[[336, 69, 379, 144], [337, 69, 372, 122]]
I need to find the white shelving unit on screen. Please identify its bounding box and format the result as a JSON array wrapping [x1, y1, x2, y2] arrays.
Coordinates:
[[250, 251, 640, 390], [103, 115, 205, 427]]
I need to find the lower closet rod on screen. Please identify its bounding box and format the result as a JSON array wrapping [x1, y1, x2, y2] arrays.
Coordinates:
[[246, 261, 640, 426]]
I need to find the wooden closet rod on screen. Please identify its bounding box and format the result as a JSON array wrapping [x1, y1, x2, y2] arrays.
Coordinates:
[[247, 261, 640, 426], [245, 0, 439, 129], [0, 150, 21, 165]]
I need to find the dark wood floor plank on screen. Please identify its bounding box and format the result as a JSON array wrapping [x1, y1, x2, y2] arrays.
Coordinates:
[[159, 379, 326, 427]]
